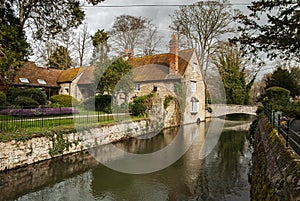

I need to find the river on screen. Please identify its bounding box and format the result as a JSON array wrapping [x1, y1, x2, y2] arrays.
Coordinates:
[[0, 114, 254, 201]]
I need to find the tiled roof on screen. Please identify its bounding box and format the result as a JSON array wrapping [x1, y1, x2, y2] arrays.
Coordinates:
[[129, 48, 195, 82], [13, 62, 61, 87], [133, 64, 170, 82], [77, 66, 95, 85], [57, 67, 83, 83]]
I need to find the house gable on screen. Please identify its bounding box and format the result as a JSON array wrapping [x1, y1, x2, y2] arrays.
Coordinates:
[[57, 67, 84, 83]]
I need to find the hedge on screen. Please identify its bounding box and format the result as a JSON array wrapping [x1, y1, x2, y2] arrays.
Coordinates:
[[266, 86, 290, 107], [7, 88, 47, 105], [0, 91, 7, 106], [50, 94, 79, 108], [80, 94, 112, 113], [129, 93, 154, 116], [14, 96, 39, 108]]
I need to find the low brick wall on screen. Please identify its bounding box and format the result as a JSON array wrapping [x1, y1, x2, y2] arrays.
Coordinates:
[[251, 116, 300, 201], [0, 119, 160, 172]]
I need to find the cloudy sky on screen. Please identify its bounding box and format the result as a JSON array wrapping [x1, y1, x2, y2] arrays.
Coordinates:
[[77, 0, 253, 58], [82, 0, 252, 37], [79, 0, 280, 77]]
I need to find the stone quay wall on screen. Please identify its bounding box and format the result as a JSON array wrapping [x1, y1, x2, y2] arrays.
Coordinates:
[[0, 119, 160, 172], [251, 116, 300, 201]]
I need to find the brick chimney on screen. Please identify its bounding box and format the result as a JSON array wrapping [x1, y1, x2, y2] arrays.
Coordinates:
[[123, 48, 133, 60], [169, 33, 179, 73]]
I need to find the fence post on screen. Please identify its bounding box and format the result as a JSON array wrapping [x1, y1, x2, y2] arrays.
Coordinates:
[[271, 110, 275, 127], [286, 119, 290, 147], [41, 107, 44, 128], [21, 107, 23, 128], [277, 113, 281, 135], [268, 104, 272, 123]]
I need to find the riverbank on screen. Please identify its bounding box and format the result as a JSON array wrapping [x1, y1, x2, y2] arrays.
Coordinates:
[[0, 119, 162, 172], [251, 115, 300, 201]]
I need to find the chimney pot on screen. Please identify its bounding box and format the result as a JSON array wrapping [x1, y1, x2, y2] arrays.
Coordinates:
[[169, 33, 179, 73]]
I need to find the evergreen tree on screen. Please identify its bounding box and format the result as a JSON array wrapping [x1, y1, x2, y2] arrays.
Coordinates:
[[90, 29, 110, 65], [95, 58, 134, 96], [47, 46, 73, 70], [265, 67, 300, 98], [0, 1, 29, 92], [213, 43, 254, 105]]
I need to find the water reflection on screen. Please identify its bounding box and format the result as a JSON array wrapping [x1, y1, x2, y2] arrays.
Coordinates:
[[1, 115, 253, 201]]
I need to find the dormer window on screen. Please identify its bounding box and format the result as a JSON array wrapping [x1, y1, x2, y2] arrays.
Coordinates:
[[193, 62, 197, 72], [37, 79, 47, 85], [19, 78, 29, 84]]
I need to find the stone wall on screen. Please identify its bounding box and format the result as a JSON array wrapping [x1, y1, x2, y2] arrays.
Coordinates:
[[251, 116, 300, 201], [0, 120, 159, 172]]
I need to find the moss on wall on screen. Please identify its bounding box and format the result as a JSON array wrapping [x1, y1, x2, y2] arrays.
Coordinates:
[[251, 116, 300, 201]]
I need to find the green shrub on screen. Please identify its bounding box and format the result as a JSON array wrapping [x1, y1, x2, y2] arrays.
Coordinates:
[[256, 105, 264, 115], [129, 93, 154, 116], [21, 88, 47, 105], [95, 95, 111, 113], [14, 96, 39, 108], [50, 94, 78, 107], [7, 88, 22, 103], [281, 101, 300, 118], [265, 87, 290, 107], [0, 91, 7, 106], [7, 88, 47, 105], [206, 106, 212, 113], [164, 95, 173, 109], [80, 94, 112, 113]]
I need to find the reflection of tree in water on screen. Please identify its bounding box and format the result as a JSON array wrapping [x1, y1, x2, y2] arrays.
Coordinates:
[[195, 130, 250, 201]]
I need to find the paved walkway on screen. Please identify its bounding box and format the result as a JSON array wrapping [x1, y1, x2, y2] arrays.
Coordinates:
[[290, 119, 300, 133]]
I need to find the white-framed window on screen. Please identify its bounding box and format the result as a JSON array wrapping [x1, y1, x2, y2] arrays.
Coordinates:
[[193, 62, 197, 72], [190, 97, 199, 114], [64, 87, 69, 93], [19, 77, 29, 84], [37, 79, 47, 85], [135, 83, 141, 91], [190, 81, 196, 92]]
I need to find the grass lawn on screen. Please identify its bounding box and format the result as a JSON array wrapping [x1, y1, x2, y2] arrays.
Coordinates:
[[0, 112, 146, 142]]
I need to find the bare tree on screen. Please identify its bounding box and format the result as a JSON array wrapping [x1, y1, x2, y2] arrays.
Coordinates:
[[141, 22, 163, 56], [73, 24, 91, 66], [170, 0, 239, 76], [109, 15, 162, 56]]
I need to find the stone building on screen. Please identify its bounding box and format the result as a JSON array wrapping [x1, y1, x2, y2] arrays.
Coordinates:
[[12, 62, 94, 101], [128, 34, 206, 125]]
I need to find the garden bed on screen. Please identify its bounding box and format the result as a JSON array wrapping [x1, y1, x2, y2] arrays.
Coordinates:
[[0, 107, 79, 117]]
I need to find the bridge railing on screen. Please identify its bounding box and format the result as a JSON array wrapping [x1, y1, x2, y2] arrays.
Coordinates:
[[263, 102, 300, 157]]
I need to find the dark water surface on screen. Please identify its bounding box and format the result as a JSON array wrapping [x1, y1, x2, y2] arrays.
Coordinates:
[[0, 115, 254, 201]]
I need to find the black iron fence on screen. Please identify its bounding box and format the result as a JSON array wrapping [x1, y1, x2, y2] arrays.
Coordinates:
[[0, 106, 131, 132], [263, 102, 300, 157]]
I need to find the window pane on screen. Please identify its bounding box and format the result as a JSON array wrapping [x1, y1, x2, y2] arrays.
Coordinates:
[[135, 83, 140, 91], [37, 79, 47, 85], [193, 62, 197, 72], [191, 101, 198, 113], [19, 78, 29, 83], [191, 81, 196, 92]]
